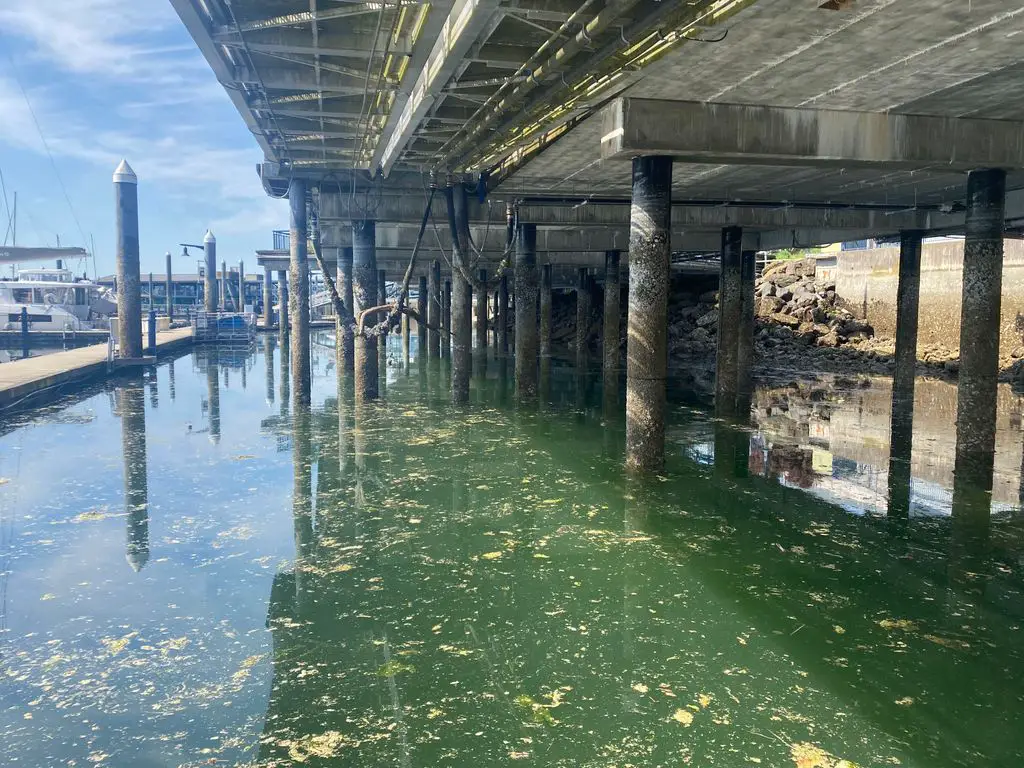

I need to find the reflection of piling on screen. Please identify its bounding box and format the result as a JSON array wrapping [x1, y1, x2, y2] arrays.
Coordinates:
[[168, 358, 176, 401], [401, 313, 411, 369], [114, 160, 143, 358], [291, 407, 314, 609], [514, 224, 539, 399], [264, 335, 276, 404], [625, 156, 672, 472], [263, 266, 274, 328], [165, 251, 174, 318], [118, 380, 149, 571], [206, 348, 221, 444], [279, 335, 290, 417]]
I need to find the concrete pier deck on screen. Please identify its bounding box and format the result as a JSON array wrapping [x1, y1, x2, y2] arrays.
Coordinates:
[[0, 327, 193, 412]]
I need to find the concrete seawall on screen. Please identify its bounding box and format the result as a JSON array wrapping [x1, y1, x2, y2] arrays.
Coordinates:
[[836, 239, 1024, 357]]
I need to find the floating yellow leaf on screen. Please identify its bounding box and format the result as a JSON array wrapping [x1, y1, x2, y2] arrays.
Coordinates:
[[833, 625, 845, 634], [923, 634, 970, 650], [480, 551, 503, 560], [789, 742, 859, 768], [632, 683, 649, 694], [40, 593, 56, 601], [73, 510, 107, 523], [672, 709, 694, 726], [101, 632, 136, 656], [409, 518, 422, 524], [533, 553, 549, 559], [233, 454, 255, 461], [895, 697, 914, 706], [509, 751, 530, 759], [878, 618, 918, 632], [697, 693, 712, 708]]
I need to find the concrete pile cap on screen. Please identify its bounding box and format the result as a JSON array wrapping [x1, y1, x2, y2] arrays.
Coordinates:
[[112, 159, 137, 184]]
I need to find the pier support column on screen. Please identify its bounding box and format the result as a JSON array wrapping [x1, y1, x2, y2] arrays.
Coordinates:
[[378, 269, 388, 376], [402, 313, 411, 368], [736, 249, 756, 416], [953, 168, 1007, 525], [238, 260, 245, 311], [113, 160, 143, 358], [625, 156, 672, 473], [288, 178, 311, 407], [441, 279, 452, 360], [540, 264, 552, 358], [576, 267, 591, 370], [498, 274, 509, 354], [277, 270, 288, 344], [888, 231, 923, 518], [147, 272, 154, 313], [450, 184, 472, 403], [476, 269, 488, 352], [428, 260, 441, 359], [221, 260, 228, 311], [165, 252, 173, 318], [417, 275, 429, 359], [515, 224, 539, 399], [338, 247, 355, 375], [203, 228, 217, 312], [492, 290, 499, 348], [263, 266, 274, 328], [715, 226, 743, 418], [603, 250, 621, 377], [353, 220, 379, 402]]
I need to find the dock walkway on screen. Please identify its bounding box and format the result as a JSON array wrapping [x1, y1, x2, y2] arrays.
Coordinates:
[[0, 327, 193, 411]]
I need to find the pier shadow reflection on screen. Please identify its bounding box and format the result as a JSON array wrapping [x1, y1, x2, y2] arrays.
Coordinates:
[[114, 376, 149, 572]]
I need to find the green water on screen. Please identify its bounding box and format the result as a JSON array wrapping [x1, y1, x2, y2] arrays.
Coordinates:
[[0, 335, 1021, 767]]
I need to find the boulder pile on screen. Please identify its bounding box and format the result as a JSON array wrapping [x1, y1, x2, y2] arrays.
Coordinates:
[[668, 257, 876, 358]]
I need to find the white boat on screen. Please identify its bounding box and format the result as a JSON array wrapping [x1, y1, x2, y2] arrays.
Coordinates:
[[0, 268, 115, 332]]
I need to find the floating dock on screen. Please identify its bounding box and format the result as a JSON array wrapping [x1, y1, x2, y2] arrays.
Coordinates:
[[0, 327, 193, 412]]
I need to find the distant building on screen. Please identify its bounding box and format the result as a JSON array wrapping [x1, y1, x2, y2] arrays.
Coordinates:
[[96, 272, 272, 313]]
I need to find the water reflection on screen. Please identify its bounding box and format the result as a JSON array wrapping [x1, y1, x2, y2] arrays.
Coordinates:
[[115, 376, 149, 571], [3, 337, 1024, 766]]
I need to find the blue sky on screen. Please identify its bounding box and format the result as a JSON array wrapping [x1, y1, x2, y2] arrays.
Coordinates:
[[0, 0, 288, 278]]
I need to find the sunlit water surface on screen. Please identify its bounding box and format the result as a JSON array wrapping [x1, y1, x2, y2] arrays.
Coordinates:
[[0, 334, 1022, 767]]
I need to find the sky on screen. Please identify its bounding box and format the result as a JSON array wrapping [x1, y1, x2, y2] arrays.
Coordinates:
[[0, 0, 288, 278]]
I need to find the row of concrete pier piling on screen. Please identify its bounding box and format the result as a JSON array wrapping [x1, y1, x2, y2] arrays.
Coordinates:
[[112, 159, 1012, 522]]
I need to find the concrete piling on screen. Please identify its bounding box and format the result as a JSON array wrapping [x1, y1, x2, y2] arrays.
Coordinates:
[[220, 260, 228, 311], [264, 335, 275, 405], [492, 290, 499, 349], [339, 247, 355, 375], [715, 226, 743, 418], [450, 184, 473, 404], [603, 250, 621, 376], [378, 269, 388, 377], [417, 275, 429, 359], [540, 264, 552, 358], [736, 249, 756, 415], [238, 260, 245, 311], [625, 155, 672, 473], [203, 228, 217, 313], [113, 160, 143, 359], [353, 220, 379, 402], [953, 168, 1007, 522], [402, 312, 411, 368], [498, 274, 509, 354], [288, 178, 311, 407], [263, 266, 274, 328], [165, 252, 173, 318], [576, 267, 591, 370], [476, 268, 488, 352], [428, 260, 441, 359], [441, 279, 452, 360], [277, 269, 289, 344], [514, 224, 539, 399]]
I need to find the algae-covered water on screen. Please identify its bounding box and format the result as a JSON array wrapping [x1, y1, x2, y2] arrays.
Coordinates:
[[0, 334, 1022, 767]]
